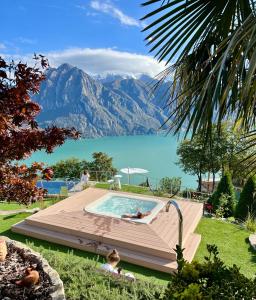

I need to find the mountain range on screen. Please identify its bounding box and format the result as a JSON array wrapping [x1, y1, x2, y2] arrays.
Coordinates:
[[34, 63, 170, 138]]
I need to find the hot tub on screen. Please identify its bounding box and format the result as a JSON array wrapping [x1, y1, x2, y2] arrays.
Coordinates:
[[85, 193, 165, 224]]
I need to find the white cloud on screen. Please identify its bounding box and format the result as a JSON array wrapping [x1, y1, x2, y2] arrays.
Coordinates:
[[90, 1, 141, 27], [0, 43, 6, 49], [2, 48, 166, 77], [47, 48, 165, 77]]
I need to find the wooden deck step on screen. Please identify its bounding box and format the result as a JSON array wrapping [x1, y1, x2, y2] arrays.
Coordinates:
[[25, 216, 175, 260], [12, 220, 201, 273], [183, 233, 201, 263], [12, 220, 178, 273], [11, 189, 203, 273]]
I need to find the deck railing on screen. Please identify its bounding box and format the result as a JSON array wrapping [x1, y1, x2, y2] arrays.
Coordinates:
[[49, 169, 213, 201]]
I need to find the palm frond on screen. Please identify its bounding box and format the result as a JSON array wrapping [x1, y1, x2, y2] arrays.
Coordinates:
[[142, 1, 256, 175], [142, 0, 253, 63]]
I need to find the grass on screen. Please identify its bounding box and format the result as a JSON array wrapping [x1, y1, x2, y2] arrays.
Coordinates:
[[0, 198, 59, 211], [0, 215, 166, 300], [1, 196, 255, 298], [1, 213, 255, 280], [195, 217, 256, 278], [95, 183, 155, 195], [0, 213, 171, 285]]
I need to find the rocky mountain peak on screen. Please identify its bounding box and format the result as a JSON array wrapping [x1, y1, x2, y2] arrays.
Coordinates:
[[35, 64, 169, 138]]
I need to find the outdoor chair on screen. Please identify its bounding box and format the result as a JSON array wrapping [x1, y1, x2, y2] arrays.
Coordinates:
[[107, 179, 115, 190], [58, 186, 69, 199]]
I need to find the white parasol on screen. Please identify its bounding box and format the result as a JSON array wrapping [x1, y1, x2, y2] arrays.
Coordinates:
[[120, 167, 149, 184]]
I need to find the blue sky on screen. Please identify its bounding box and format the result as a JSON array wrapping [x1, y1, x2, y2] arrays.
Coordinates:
[[1, 0, 165, 76]]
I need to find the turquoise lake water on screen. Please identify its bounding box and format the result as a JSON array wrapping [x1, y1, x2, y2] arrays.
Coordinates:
[[26, 135, 197, 188]]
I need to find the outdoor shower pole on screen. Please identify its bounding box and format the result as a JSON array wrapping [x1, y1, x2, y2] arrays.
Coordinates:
[[166, 200, 183, 249]]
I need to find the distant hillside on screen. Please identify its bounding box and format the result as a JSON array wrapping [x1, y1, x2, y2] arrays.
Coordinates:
[[34, 63, 170, 138]]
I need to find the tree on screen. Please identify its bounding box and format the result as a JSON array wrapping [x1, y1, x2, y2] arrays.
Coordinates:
[[210, 172, 236, 216], [142, 0, 256, 174], [52, 158, 88, 180], [177, 123, 252, 191], [51, 153, 117, 181], [159, 177, 181, 195], [0, 56, 79, 205], [177, 136, 209, 192], [236, 176, 256, 220], [205, 123, 254, 187], [90, 152, 117, 181]]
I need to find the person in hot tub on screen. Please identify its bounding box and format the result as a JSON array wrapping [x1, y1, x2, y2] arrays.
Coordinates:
[[122, 210, 151, 219]]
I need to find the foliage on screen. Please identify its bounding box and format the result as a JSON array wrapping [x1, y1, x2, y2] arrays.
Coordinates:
[[174, 245, 186, 274], [141, 0, 256, 135], [209, 172, 236, 216], [244, 213, 256, 233], [51, 153, 117, 181], [164, 244, 256, 300], [159, 177, 181, 195], [44, 251, 165, 300], [177, 124, 251, 191], [176, 136, 207, 191], [204, 203, 213, 214], [236, 176, 256, 220], [90, 152, 117, 181], [142, 1, 256, 174], [215, 194, 233, 219], [153, 189, 165, 197], [52, 158, 86, 180], [0, 56, 78, 205]]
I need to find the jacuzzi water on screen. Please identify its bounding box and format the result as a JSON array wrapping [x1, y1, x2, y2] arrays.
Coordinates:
[[85, 193, 165, 224]]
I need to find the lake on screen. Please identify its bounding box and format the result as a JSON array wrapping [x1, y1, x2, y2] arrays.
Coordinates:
[[26, 135, 197, 188]]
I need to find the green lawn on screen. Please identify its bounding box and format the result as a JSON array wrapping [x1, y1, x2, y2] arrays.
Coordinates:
[[0, 215, 166, 300], [0, 198, 59, 211], [1, 212, 255, 280], [195, 217, 256, 278], [95, 183, 155, 195], [0, 213, 170, 284], [0, 206, 255, 298]]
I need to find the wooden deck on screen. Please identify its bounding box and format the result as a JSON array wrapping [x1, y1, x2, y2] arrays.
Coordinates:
[[12, 188, 203, 273]]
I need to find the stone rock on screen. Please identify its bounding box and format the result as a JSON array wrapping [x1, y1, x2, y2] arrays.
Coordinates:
[[0, 236, 65, 300]]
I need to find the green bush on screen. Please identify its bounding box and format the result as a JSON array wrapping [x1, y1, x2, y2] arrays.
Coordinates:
[[209, 172, 236, 216], [52, 157, 87, 179], [236, 176, 256, 220], [215, 194, 234, 218], [163, 245, 256, 300], [159, 177, 182, 195], [244, 213, 256, 232]]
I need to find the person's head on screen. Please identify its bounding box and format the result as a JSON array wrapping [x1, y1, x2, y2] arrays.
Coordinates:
[[137, 211, 143, 219], [83, 170, 88, 175], [106, 249, 120, 266]]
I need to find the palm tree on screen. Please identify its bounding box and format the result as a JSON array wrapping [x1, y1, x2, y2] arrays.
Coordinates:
[[141, 0, 256, 174]]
